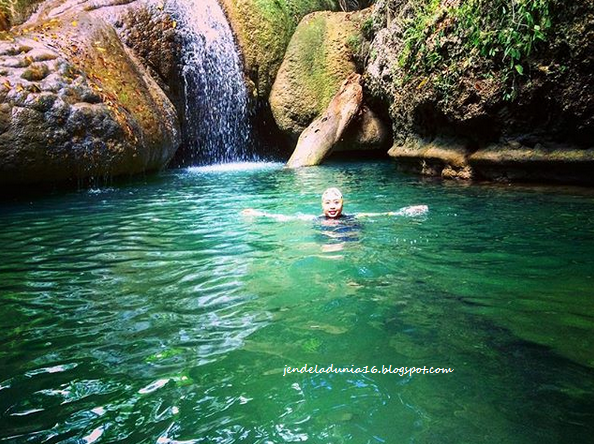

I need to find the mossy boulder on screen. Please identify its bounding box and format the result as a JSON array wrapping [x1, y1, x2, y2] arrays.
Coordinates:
[[220, 0, 338, 100], [0, 10, 180, 185], [269, 9, 370, 139]]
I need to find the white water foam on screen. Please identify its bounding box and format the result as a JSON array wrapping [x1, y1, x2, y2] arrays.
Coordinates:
[[187, 162, 284, 173]]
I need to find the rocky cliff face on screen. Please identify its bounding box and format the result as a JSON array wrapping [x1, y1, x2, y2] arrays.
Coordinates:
[[364, 0, 594, 184], [2, 0, 591, 186], [0, 0, 180, 186]]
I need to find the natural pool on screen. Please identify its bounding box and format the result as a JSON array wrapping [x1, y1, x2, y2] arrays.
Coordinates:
[[1, 161, 593, 443]]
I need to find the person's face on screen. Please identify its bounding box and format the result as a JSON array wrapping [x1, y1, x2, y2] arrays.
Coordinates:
[[322, 196, 343, 218]]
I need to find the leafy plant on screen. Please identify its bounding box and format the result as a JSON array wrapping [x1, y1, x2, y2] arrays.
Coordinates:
[[397, 0, 553, 100], [346, 33, 362, 54], [361, 15, 374, 39]]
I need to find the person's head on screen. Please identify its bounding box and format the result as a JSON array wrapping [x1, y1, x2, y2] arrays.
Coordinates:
[[321, 187, 344, 218]]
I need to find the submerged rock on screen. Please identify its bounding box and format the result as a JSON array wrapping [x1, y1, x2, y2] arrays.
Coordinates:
[[0, 3, 180, 186], [286, 73, 363, 168]]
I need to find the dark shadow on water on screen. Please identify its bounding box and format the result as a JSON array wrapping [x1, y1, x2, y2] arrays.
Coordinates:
[[0, 170, 173, 206]]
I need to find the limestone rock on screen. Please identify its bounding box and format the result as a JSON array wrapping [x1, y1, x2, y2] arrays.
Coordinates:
[[387, 137, 594, 184], [118, 3, 182, 107], [336, 105, 390, 151], [388, 137, 473, 180], [269, 10, 369, 139], [0, 9, 180, 185], [365, 0, 594, 184], [469, 142, 594, 184], [286, 73, 363, 168]]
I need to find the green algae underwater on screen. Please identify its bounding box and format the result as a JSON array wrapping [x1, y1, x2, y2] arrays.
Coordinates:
[[1, 161, 593, 443]]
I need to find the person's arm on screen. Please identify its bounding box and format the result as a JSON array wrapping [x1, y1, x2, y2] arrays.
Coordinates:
[[354, 212, 388, 218], [354, 205, 428, 218]]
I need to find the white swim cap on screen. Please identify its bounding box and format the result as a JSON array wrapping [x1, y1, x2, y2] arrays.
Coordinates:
[[322, 187, 343, 200]]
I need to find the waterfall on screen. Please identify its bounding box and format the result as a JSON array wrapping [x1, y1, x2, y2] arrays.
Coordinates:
[[169, 0, 253, 164]]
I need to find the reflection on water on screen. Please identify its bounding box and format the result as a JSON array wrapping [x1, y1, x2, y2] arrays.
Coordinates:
[[1, 161, 594, 443]]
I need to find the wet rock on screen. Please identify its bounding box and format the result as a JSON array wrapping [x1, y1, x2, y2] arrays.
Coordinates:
[[388, 136, 473, 180], [0, 9, 180, 186], [388, 137, 594, 185], [270, 10, 369, 139], [469, 142, 594, 185], [118, 3, 182, 106], [287, 73, 363, 168]]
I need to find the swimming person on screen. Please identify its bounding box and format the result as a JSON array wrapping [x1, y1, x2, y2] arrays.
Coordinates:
[[242, 187, 427, 253], [241, 188, 428, 221]]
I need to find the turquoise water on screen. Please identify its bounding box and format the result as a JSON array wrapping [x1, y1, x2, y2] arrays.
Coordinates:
[[1, 161, 593, 443]]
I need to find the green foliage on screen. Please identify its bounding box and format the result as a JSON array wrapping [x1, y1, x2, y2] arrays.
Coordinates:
[[398, 0, 442, 69], [361, 15, 374, 39], [346, 33, 362, 54], [397, 0, 553, 100]]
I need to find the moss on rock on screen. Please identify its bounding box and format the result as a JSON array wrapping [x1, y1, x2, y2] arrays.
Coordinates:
[[269, 9, 370, 138], [0, 0, 45, 28], [220, 0, 339, 99], [0, 9, 180, 185]]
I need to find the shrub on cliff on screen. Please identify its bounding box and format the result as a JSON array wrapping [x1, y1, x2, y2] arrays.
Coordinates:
[[366, 0, 593, 146], [396, 0, 553, 101]]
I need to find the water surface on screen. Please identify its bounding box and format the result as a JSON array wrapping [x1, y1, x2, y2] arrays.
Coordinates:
[[1, 161, 593, 443]]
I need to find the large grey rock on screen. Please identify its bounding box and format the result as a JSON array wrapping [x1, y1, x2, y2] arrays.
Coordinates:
[[0, 4, 180, 185]]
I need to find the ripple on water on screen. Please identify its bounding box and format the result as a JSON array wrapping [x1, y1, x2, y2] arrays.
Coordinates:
[[1, 162, 594, 443]]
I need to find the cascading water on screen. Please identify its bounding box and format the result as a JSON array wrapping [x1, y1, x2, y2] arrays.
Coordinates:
[[169, 0, 253, 164]]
